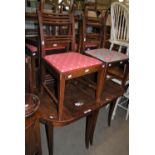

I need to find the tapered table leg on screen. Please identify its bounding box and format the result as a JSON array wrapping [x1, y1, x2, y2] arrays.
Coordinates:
[[89, 110, 99, 145], [45, 123, 54, 155], [85, 114, 93, 149]]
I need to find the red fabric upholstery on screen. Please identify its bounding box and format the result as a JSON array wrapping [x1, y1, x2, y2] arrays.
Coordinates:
[[44, 52, 102, 73], [26, 44, 37, 52]]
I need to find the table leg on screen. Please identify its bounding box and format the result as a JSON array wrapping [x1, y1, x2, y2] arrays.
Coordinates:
[[89, 110, 99, 146], [35, 121, 42, 155], [85, 114, 93, 149], [45, 123, 54, 155]]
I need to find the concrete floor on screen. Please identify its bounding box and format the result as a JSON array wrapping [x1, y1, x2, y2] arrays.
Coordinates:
[[40, 106, 129, 155]]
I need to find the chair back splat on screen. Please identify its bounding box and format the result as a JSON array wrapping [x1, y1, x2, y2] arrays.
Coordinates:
[[110, 2, 129, 53], [38, 10, 76, 57]]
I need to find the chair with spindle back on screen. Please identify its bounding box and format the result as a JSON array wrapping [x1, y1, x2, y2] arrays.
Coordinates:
[[110, 2, 129, 53], [106, 2, 129, 122], [106, 2, 129, 89]]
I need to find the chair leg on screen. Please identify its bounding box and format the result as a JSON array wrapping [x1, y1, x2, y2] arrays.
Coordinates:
[[125, 102, 129, 120], [126, 47, 129, 55], [58, 75, 65, 120], [45, 123, 54, 155], [111, 97, 121, 120], [110, 43, 114, 51], [108, 99, 117, 126], [118, 46, 122, 53]]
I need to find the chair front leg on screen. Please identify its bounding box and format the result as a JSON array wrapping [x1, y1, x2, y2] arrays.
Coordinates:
[[58, 74, 65, 120]]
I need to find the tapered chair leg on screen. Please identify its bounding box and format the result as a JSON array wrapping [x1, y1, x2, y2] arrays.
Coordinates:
[[45, 123, 54, 155]]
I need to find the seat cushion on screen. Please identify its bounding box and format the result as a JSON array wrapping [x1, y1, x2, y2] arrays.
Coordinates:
[[26, 44, 37, 52], [85, 48, 128, 63], [44, 52, 102, 73]]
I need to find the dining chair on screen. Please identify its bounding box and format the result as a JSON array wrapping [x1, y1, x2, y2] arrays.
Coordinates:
[[101, 2, 129, 90], [109, 2, 129, 53], [38, 10, 104, 120], [80, 8, 103, 52], [105, 2, 129, 122]]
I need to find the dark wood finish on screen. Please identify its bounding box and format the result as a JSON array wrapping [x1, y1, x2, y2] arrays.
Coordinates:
[[25, 9, 40, 93], [80, 9, 103, 52], [101, 9, 111, 48], [38, 11, 76, 56], [45, 123, 54, 155], [89, 109, 99, 146], [85, 113, 93, 149], [25, 93, 42, 155], [85, 48, 129, 89], [25, 79, 124, 155], [25, 119, 42, 155], [34, 80, 124, 126], [25, 96, 42, 155], [25, 55, 33, 93], [38, 10, 104, 121], [25, 39, 40, 93], [85, 109, 99, 148], [84, 48, 129, 147]]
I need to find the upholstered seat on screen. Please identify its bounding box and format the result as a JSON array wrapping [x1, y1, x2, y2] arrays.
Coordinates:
[[85, 48, 128, 63], [26, 44, 37, 53], [44, 52, 102, 73]]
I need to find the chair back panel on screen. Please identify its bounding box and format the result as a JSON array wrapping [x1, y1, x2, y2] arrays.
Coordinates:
[[111, 2, 129, 43], [38, 11, 75, 56], [81, 9, 103, 52]]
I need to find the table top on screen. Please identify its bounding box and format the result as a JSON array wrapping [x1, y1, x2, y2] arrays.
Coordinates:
[[28, 79, 124, 127], [85, 48, 129, 63]]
